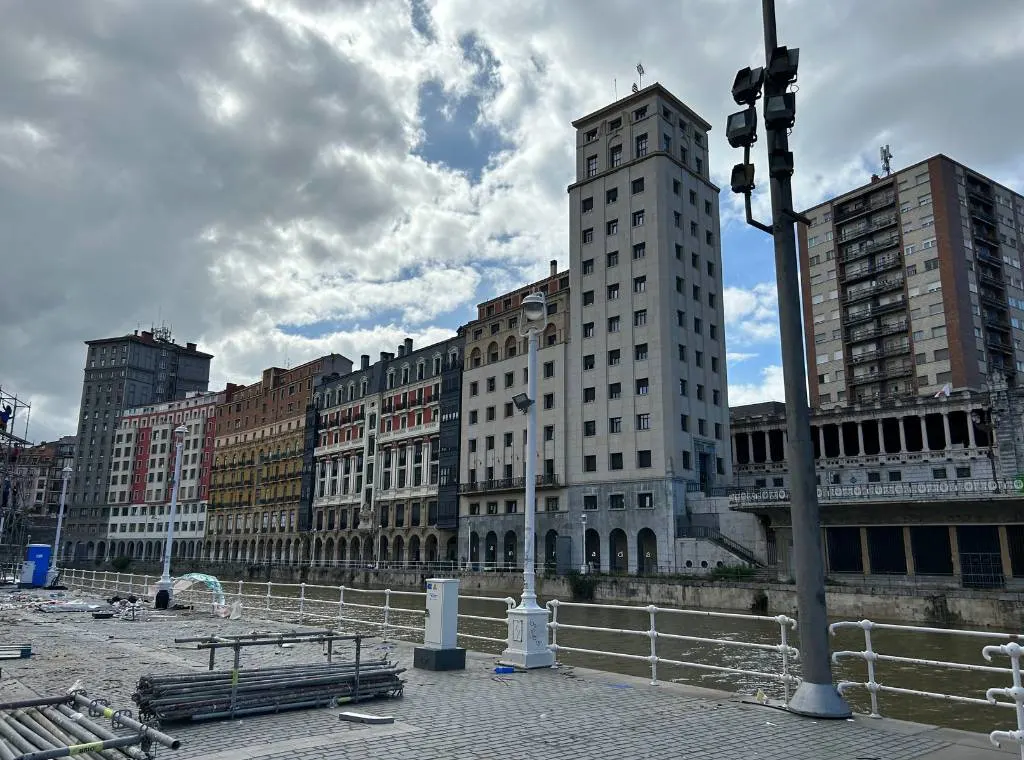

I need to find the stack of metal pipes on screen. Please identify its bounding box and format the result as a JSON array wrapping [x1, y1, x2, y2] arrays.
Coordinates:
[[0, 692, 180, 760], [133, 659, 405, 723]]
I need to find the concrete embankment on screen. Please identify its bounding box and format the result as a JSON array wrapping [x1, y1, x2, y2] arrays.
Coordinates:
[[73, 560, 1024, 629]]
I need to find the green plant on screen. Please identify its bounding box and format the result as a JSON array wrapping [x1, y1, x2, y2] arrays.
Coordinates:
[[567, 571, 597, 602], [110, 555, 132, 572], [709, 565, 757, 581]]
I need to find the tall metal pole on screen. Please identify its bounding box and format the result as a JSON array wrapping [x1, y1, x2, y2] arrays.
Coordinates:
[[760, 0, 849, 718], [157, 425, 188, 603], [521, 328, 539, 609], [48, 466, 72, 582]]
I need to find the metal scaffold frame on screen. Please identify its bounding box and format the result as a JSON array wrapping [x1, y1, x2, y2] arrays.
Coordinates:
[[0, 385, 35, 568]]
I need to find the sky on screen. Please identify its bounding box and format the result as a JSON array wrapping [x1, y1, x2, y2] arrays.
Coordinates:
[[2, 0, 1023, 445]]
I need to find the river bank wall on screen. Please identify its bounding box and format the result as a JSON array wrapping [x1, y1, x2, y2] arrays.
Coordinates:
[[72, 560, 1024, 629]]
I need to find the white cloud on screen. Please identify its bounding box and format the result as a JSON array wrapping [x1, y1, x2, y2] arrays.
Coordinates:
[[3, 0, 1024, 443], [729, 365, 786, 406], [726, 352, 757, 364], [723, 283, 779, 345]]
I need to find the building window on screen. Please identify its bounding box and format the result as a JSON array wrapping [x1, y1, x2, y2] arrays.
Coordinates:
[[633, 243, 645, 260], [637, 450, 652, 468], [610, 145, 622, 167], [635, 343, 648, 361], [632, 210, 645, 227], [586, 156, 598, 177], [637, 492, 653, 509], [636, 378, 649, 395], [636, 413, 650, 430], [609, 417, 622, 433], [634, 309, 647, 327], [543, 393, 554, 410], [609, 316, 621, 332], [635, 134, 648, 157], [609, 453, 624, 470], [584, 420, 596, 436], [607, 251, 619, 267], [584, 455, 597, 472], [632, 177, 645, 194], [543, 361, 555, 378], [583, 290, 595, 306], [583, 258, 594, 275], [583, 322, 595, 338], [583, 387, 596, 403], [609, 382, 621, 399], [606, 188, 618, 204], [582, 228, 594, 244], [584, 494, 597, 510], [609, 493, 625, 510], [608, 349, 621, 365], [583, 354, 595, 371], [608, 283, 620, 300], [582, 196, 594, 213], [633, 276, 647, 293]]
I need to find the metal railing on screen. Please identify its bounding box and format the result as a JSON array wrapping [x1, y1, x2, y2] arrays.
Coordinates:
[[546, 599, 799, 704], [831, 619, 1024, 757], [59, 567, 516, 650]]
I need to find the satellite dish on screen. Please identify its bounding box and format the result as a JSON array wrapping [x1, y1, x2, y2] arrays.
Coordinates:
[[631, 82, 639, 93]]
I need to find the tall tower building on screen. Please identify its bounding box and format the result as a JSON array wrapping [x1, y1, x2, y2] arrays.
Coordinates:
[[66, 327, 213, 560], [800, 155, 1024, 408], [566, 84, 731, 573]]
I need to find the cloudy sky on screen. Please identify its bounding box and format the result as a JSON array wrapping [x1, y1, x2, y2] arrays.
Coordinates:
[[3, 0, 1022, 444]]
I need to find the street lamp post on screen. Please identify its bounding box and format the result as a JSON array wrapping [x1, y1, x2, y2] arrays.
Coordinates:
[[579, 513, 588, 574], [155, 424, 189, 609], [972, 409, 1000, 490], [725, 0, 849, 718], [502, 291, 555, 669], [47, 465, 73, 586]]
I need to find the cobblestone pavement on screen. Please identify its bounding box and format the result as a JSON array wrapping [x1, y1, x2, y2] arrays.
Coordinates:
[[0, 602, 1016, 760]]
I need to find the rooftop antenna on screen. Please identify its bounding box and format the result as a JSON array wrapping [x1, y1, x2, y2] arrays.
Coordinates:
[[614, 78, 618, 100], [636, 61, 645, 89], [880, 144, 893, 176]]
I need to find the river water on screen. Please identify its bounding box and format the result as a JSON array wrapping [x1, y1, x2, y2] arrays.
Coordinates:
[[196, 580, 1014, 734]]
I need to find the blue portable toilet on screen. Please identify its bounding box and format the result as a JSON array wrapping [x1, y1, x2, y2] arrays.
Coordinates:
[[26, 544, 52, 587]]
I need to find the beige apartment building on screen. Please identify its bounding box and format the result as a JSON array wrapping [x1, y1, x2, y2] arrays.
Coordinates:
[[800, 155, 1024, 408], [456, 263, 572, 571], [566, 83, 732, 573]]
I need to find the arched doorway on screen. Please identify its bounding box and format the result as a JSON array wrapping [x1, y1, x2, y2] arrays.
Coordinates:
[[470, 532, 480, 568], [637, 528, 658, 575], [95, 541, 106, 563], [585, 528, 601, 571], [350, 536, 361, 564], [409, 535, 421, 563], [324, 538, 334, 565], [338, 538, 348, 563], [379, 536, 389, 566], [362, 538, 374, 563], [446, 535, 458, 563], [425, 534, 438, 563], [503, 530, 517, 569], [544, 529, 558, 571], [392, 536, 404, 565], [609, 529, 628, 573], [485, 531, 498, 568]]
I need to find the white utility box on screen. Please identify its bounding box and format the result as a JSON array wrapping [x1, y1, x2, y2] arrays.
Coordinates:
[[423, 577, 459, 649], [414, 577, 465, 671]]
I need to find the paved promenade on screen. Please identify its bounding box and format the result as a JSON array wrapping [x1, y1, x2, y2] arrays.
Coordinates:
[[0, 601, 1016, 759]]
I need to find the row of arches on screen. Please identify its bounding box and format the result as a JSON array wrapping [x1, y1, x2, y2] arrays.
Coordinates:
[[63, 540, 203, 563], [206, 530, 458, 567], [466, 527, 660, 574], [467, 326, 558, 368]]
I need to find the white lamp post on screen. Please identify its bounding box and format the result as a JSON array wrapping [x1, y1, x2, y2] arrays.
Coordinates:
[[501, 291, 555, 669], [155, 424, 188, 608], [47, 465, 73, 586], [579, 513, 588, 574]]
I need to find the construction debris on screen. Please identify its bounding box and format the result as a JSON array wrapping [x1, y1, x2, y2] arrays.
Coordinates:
[[0, 690, 181, 760], [133, 630, 405, 724]]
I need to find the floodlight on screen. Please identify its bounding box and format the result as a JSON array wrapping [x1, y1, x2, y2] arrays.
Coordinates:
[[726, 107, 758, 149], [769, 150, 795, 178], [730, 163, 755, 195], [731, 66, 765, 106], [767, 46, 799, 85], [764, 93, 796, 130], [511, 393, 533, 413], [521, 292, 546, 326]]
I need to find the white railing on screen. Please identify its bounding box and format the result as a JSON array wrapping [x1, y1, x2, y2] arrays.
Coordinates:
[[546, 599, 799, 704], [59, 568, 515, 649], [831, 619, 1024, 758]]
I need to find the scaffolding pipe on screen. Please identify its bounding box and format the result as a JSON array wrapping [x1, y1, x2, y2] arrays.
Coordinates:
[[69, 693, 180, 750], [48, 706, 149, 760]]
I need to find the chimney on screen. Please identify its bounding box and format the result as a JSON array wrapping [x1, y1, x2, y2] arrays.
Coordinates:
[[404, 337, 413, 354], [360, 354, 370, 370], [871, 174, 879, 183], [397, 345, 405, 357], [550, 259, 557, 276], [380, 351, 389, 363], [186, 342, 196, 351]]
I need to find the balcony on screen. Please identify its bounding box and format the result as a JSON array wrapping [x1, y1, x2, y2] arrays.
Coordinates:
[[841, 276, 904, 303], [848, 363, 913, 386], [837, 213, 898, 244], [985, 332, 1013, 353], [969, 203, 996, 225], [843, 254, 902, 283], [980, 288, 1006, 307], [846, 321, 908, 343], [849, 342, 910, 364], [972, 225, 1000, 247], [985, 314, 1010, 332], [458, 474, 561, 495], [834, 191, 896, 223], [977, 268, 1003, 288], [967, 181, 994, 202], [844, 299, 906, 325], [840, 233, 901, 264]]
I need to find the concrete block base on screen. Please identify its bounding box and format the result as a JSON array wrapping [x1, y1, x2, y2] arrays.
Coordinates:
[[413, 646, 466, 671]]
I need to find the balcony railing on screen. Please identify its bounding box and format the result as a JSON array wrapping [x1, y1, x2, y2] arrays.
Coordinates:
[[973, 225, 1000, 247], [840, 233, 901, 263], [834, 191, 896, 223], [728, 477, 1020, 507], [848, 363, 913, 386], [844, 299, 907, 325], [846, 321, 908, 343], [837, 213, 898, 243], [849, 342, 910, 364], [458, 474, 561, 494], [967, 182, 994, 201], [843, 254, 902, 282], [841, 276, 904, 303]]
